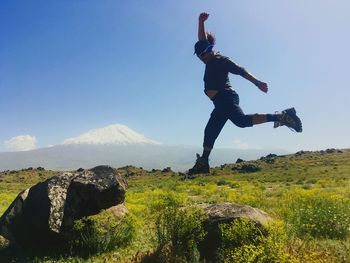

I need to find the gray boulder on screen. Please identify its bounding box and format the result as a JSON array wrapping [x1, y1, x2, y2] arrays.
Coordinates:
[[199, 202, 272, 261], [0, 165, 127, 247]]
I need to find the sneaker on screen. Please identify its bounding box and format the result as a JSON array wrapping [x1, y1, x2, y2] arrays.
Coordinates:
[[274, 107, 302, 132], [188, 153, 210, 175]]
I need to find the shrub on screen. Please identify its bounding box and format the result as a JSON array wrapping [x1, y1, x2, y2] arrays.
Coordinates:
[[226, 184, 267, 208], [0, 192, 17, 215], [281, 189, 350, 239], [154, 206, 206, 263], [69, 211, 136, 257], [216, 179, 229, 186], [218, 219, 295, 263]]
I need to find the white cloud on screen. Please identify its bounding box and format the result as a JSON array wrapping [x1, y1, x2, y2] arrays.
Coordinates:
[[4, 135, 37, 152], [233, 140, 261, 150]]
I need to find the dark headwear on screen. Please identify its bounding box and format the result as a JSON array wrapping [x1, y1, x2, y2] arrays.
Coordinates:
[[194, 40, 214, 56]]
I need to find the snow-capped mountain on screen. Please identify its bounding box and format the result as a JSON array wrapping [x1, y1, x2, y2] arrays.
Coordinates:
[[0, 124, 289, 171], [63, 124, 160, 145]]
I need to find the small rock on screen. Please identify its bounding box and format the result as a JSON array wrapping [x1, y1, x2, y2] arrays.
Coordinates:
[[260, 153, 277, 164], [107, 203, 129, 217], [161, 167, 172, 173], [235, 158, 245, 164], [232, 163, 261, 173]]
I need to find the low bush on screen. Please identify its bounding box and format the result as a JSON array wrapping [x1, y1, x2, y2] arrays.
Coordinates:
[[218, 219, 295, 263], [69, 210, 136, 257], [148, 190, 187, 213], [226, 184, 267, 208], [0, 192, 17, 215], [154, 205, 206, 263], [281, 189, 350, 239]]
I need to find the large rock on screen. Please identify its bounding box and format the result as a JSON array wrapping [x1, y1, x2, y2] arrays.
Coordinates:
[[0, 165, 127, 247], [199, 202, 272, 261]]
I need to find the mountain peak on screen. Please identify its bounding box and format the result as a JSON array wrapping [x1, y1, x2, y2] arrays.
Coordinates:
[[63, 124, 160, 145]]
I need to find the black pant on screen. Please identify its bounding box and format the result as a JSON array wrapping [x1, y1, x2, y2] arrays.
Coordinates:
[[203, 89, 253, 149]]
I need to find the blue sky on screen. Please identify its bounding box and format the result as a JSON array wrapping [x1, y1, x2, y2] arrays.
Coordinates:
[[1, 0, 349, 152]]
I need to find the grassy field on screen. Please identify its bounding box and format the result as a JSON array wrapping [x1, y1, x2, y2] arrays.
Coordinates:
[[1, 149, 350, 262]]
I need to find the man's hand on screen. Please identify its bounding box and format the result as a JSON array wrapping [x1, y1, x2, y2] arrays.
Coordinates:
[[256, 81, 268, 93], [199, 12, 209, 23]]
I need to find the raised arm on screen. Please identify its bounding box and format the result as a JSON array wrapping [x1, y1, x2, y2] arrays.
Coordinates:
[[198, 12, 209, 41]]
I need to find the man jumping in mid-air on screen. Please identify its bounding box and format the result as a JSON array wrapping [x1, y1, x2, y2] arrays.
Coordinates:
[[189, 12, 302, 175]]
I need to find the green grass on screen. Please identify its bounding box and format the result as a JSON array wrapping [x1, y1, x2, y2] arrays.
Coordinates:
[[1, 149, 350, 262]]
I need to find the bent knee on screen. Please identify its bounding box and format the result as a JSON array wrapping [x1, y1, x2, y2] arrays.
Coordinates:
[[233, 115, 253, 128]]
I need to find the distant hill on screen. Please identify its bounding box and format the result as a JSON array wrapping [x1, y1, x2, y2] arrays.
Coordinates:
[[0, 144, 289, 172]]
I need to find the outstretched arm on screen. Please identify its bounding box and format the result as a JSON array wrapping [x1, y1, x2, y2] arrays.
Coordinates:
[[243, 72, 268, 93], [198, 12, 209, 41], [227, 59, 268, 93]]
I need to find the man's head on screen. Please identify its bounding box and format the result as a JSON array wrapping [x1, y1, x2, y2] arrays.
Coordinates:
[[194, 40, 214, 64]]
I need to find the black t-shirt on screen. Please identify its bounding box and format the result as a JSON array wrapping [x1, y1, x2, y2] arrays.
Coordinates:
[[204, 54, 247, 92]]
